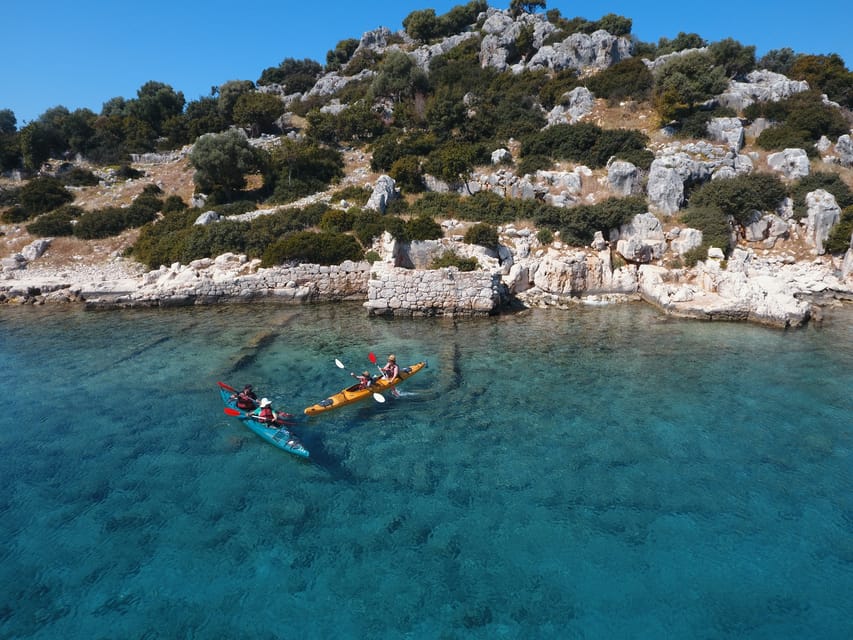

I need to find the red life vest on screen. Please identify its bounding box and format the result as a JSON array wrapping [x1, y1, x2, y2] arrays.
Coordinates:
[[258, 406, 276, 423]]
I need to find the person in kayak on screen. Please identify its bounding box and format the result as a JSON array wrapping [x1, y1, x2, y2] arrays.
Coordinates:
[[236, 384, 258, 410], [253, 398, 294, 425], [351, 370, 374, 389], [380, 354, 399, 381]]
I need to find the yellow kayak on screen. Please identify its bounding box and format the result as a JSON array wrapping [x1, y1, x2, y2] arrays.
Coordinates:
[[304, 361, 427, 415]]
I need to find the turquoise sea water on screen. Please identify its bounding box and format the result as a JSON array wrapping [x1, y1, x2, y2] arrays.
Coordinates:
[[0, 301, 851, 639]]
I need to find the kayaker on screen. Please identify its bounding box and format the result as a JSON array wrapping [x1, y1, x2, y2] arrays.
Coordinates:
[[254, 398, 276, 424], [380, 354, 399, 381], [254, 398, 294, 425], [236, 384, 258, 410], [351, 370, 374, 389]]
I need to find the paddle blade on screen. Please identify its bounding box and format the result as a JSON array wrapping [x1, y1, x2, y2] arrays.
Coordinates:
[[218, 381, 237, 392], [335, 358, 345, 369], [368, 352, 377, 364], [373, 392, 386, 403], [224, 407, 243, 416]]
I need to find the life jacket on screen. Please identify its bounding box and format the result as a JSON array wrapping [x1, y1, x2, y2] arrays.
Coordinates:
[[236, 392, 256, 410], [258, 406, 276, 423], [383, 363, 399, 380]]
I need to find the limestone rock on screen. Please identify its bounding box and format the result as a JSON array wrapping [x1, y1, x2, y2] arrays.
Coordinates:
[[706, 117, 744, 152], [607, 160, 640, 196], [21, 239, 52, 262], [491, 148, 512, 164], [613, 212, 666, 263], [194, 211, 221, 225], [647, 160, 684, 214], [804, 189, 841, 255], [836, 134, 853, 167], [717, 70, 809, 111], [547, 87, 595, 125], [670, 228, 702, 255], [767, 148, 810, 179], [365, 175, 398, 213], [526, 30, 633, 73]]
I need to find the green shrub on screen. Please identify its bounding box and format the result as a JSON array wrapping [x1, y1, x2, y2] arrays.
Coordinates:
[[73, 198, 160, 240], [681, 245, 708, 267], [541, 196, 648, 246], [180, 219, 248, 261], [536, 228, 553, 244], [353, 211, 386, 245], [431, 250, 478, 271], [319, 208, 357, 233], [750, 90, 848, 150], [364, 250, 381, 263], [681, 205, 733, 255], [584, 57, 653, 104], [328, 184, 372, 206], [406, 214, 443, 241], [19, 176, 74, 218], [115, 165, 143, 180], [516, 154, 552, 176], [688, 173, 786, 226], [261, 231, 363, 266], [824, 206, 853, 254], [676, 106, 737, 139], [755, 126, 816, 155], [266, 141, 344, 204], [463, 222, 498, 248], [131, 209, 198, 268], [25, 205, 83, 237], [390, 155, 425, 193], [61, 167, 99, 187], [520, 123, 649, 170], [162, 195, 187, 213], [1, 205, 28, 223]]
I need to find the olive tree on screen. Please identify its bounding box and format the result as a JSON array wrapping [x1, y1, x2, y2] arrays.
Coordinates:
[[189, 129, 258, 198]]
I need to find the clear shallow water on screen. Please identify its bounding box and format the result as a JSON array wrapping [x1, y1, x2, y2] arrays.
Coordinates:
[[0, 302, 850, 639]]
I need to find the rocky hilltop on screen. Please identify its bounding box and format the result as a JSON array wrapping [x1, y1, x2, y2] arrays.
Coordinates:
[[2, 5, 852, 327]]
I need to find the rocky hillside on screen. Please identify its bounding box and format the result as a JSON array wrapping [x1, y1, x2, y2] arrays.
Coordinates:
[[2, 4, 852, 325]]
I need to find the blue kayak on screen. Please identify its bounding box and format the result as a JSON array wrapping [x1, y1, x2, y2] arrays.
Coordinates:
[[218, 382, 309, 458]]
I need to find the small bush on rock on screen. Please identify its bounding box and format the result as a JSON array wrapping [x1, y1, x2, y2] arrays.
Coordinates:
[[406, 214, 443, 241], [824, 206, 853, 254], [463, 223, 498, 248], [431, 250, 478, 271]]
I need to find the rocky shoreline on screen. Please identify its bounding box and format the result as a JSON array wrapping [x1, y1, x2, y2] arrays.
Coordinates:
[[2, 231, 851, 328]]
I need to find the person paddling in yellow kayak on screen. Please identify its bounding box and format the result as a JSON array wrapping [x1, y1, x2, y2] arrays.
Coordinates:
[[379, 354, 401, 397]]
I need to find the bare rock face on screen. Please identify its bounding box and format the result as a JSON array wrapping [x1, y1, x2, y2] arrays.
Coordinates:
[[717, 70, 810, 111], [21, 239, 52, 262], [365, 175, 398, 213], [612, 213, 667, 264], [527, 30, 633, 73], [607, 160, 640, 196], [767, 148, 810, 180], [804, 189, 841, 255], [546, 87, 595, 125], [836, 134, 853, 167], [706, 117, 744, 152]]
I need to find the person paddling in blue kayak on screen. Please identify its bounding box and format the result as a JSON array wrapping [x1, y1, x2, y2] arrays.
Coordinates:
[[235, 384, 258, 410], [252, 398, 294, 425]]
